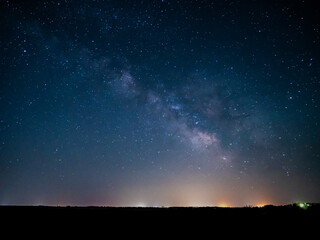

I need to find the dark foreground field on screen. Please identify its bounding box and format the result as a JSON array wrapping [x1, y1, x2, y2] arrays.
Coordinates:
[[1, 203, 319, 219], [1, 204, 318, 237], [1, 204, 319, 232]]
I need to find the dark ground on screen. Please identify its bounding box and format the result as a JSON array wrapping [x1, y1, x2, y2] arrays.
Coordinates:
[[1, 203, 319, 219], [1, 204, 319, 235]]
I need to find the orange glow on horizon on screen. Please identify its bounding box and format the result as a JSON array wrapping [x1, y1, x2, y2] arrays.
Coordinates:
[[256, 204, 267, 208], [217, 203, 230, 208]]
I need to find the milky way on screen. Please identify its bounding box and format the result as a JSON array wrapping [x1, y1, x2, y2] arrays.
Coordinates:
[[0, 0, 320, 206]]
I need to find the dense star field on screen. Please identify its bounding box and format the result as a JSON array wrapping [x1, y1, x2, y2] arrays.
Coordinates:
[[0, 0, 319, 207]]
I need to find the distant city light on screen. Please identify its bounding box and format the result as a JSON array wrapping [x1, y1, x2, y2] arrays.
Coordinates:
[[218, 203, 229, 208], [135, 203, 146, 207], [256, 204, 266, 208]]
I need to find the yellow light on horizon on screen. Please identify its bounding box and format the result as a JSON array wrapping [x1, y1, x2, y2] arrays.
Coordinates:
[[256, 204, 266, 208], [218, 203, 229, 208]]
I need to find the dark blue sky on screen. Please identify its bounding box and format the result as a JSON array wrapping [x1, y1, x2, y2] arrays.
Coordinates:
[[0, 0, 319, 206]]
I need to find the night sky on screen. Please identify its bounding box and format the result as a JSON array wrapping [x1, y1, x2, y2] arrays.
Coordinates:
[[1, 0, 320, 207]]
